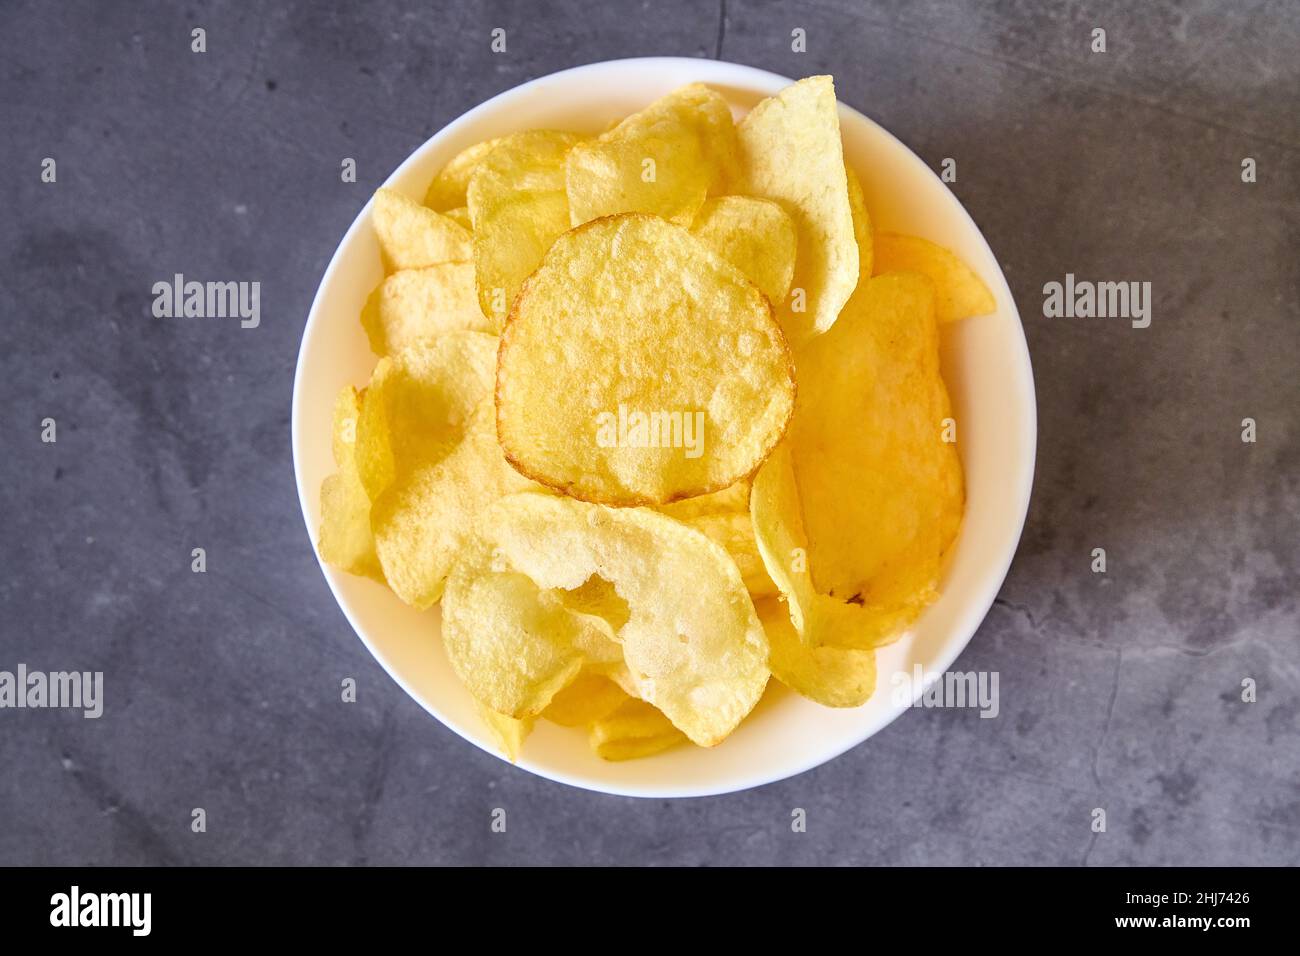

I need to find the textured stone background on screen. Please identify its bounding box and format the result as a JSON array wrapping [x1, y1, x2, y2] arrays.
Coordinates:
[[1, 0, 1296, 865]]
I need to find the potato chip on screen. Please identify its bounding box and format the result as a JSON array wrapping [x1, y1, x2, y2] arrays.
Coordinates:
[[541, 673, 630, 727], [442, 206, 472, 231], [442, 494, 769, 744], [371, 187, 472, 270], [360, 263, 495, 356], [354, 330, 498, 501], [424, 138, 502, 210], [759, 272, 963, 648], [690, 196, 796, 306], [735, 75, 858, 344], [475, 700, 533, 763], [371, 400, 539, 609], [317, 386, 384, 581], [496, 214, 796, 506], [467, 129, 584, 323], [675, 511, 776, 600], [873, 232, 995, 322], [845, 166, 873, 278], [757, 598, 876, 707], [566, 83, 737, 227], [589, 699, 687, 761]]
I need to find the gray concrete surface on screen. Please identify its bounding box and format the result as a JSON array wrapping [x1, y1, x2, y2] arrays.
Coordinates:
[[1, 0, 1296, 866]]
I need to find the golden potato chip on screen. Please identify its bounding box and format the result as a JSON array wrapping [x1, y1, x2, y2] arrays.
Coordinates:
[[675, 511, 776, 600], [442, 206, 472, 231], [467, 129, 584, 323], [372, 188, 472, 270], [873, 232, 995, 322], [496, 214, 796, 506], [541, 673, 630, 727], [566, 83, 737, 227], [757, 272, 963, 648], [845, 166, 873, 277], [442, 494, 769, 744], [317, 386, 384, 581], [475, 700, 533, 763], [354, 331, 498, 501], [690, 196, 796, 305], [424, 138, 502, 210], [360, 263, 495, 356], [371, 400, 538, 609], [757, 598, 876, 707], [589, 699, 687, 761], [735, 75, 859, 344]]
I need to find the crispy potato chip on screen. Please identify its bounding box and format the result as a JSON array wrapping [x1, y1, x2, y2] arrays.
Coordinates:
[[317, 386, 384, 581], [372, 187, 472, 270], [566, 83, 737, 227], [690, 196, 796, 306], [541, 673, 630, 727], [756, 272, 963, 648], [736, 75, 858, 344], [676, 511, 776, 600], [496, 214, 795, 506], [354, 331, 498, 501], [757, 598, 876, 707], [873, 232, 995, 322], [360, 263, 495, 356], [424, 138, 502, 210], [371, 400, 539, 609], [589, 699, 687, 761], [467, 129, 584, 323], [845, 166, 873, 278], [442, 494, 769, 744], [442, 206, 472, 231], [475, 700, 533, 763]]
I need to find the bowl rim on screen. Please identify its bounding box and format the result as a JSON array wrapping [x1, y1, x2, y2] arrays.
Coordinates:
[[291, 56, 1037, 798]]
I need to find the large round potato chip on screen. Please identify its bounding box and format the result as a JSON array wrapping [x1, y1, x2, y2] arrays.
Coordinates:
[[424, 138, 502, 210], [317, 385, 384, 582], [371, 399, 540, 609], [371, 188, 472, 271], [354, 331, 498, 501], [441, 494, 769, 745], [735, 75, 859, 345], [690, 195, 796, 306], [566, 83, 738, 227], [467, 129, 584, 323], [496, 213, 796, 505], [872, 233, 996, 323], [360, 263, 495, 356]]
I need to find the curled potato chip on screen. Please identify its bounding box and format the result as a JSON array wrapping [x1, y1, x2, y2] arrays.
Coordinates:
[[736, 75, 859, 344], [541, 673, 630, 727], [566, 83, 737, 227], [845, 166, 873, 278], [317, 386, 384, 581], [690, 196, 796, 306], [872, 233, 995, 322], [360, 263, 495, 356], [467, 130, 584, 322], [496, 214, 796, 506], [475, 700, 533, 763], [589, 699, 687, 761], [442, 494, 769, 745], [372, 188, 472, 270], [354, 331, 498, 501], [757, 598, 876, 707], [424, 138, 502, 210], [675, 511, 776, 600], [372, 399, 539, 609]]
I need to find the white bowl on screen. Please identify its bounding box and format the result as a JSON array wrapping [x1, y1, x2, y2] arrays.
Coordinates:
[[292, 57, 1036, 798]]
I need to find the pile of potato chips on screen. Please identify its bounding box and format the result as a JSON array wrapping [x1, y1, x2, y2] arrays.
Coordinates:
[[318, 76, 995, 763]]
